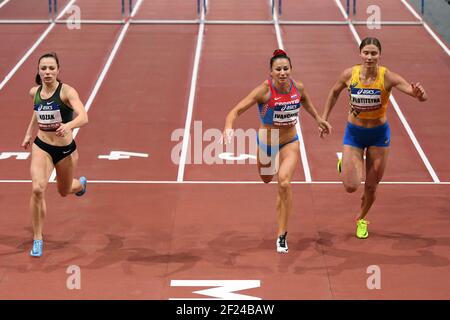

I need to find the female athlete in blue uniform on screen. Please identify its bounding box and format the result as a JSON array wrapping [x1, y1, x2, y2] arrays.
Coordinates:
[[222, 50, 331, 253], [321, 38, 427, 239], [21, 52, 89, 257]]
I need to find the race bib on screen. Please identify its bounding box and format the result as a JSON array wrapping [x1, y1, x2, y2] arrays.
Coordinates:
[[273, 109, 299, 126], [34, 103, 62, 131], [350, 88, 382, 112]]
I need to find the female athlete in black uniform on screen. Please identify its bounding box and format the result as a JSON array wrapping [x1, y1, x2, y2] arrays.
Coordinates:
[[21, 52, 89, 257]]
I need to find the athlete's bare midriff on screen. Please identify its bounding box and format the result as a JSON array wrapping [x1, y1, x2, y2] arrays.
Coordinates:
[[37, 130, 74, 146], [258, 123, 298, 145]]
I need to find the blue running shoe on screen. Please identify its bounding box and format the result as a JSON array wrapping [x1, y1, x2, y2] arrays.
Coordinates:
[[75, 176, 87, 197], [30, 239, 43, 257]]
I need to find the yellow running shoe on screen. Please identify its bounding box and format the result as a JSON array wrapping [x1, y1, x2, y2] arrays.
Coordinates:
[[337, 158, 342, 174], [356, 219, 369, 239]]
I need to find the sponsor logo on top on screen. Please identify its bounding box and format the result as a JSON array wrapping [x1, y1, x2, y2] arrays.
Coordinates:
[[281, 104, 299, 112], [357, 89, 376, 95], [37, 104, 56, 111]]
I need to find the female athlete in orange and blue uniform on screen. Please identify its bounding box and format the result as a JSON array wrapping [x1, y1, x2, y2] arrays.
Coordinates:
[[223, 50, 331, 253], [321, 37, 427, 239]]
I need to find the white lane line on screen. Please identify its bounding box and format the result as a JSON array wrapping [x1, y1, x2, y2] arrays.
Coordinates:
[[273, 7, 312, 182], [333, 0, 440, 183], [389, 95, 440, 182], [0, 0, 11, 9], [1, 179, 449, 185], [400, 0, 450, 56], [49, 0, 145, 182], [334, 0, 348, 20], [333, 0, 362, 43], [0, 0, 77, 91], [401, 0, 422, 20], [176, 6, 205, 182], [130, 0, 144, 17]]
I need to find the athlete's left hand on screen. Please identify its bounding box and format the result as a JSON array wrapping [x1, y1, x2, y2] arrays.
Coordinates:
[[55, 123, 71, 137], [317, 118, 332, 138], [411, 82, 427, 101]]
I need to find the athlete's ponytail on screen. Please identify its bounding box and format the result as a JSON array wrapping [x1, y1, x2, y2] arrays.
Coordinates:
[[35, 52, 61, 85], [35, 73, 42, 85], [270, 49, 292, 69]]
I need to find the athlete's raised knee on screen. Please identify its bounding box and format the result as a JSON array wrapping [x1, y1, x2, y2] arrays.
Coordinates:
[[343, 182, 359, 193], [260, 175, 273, 184]]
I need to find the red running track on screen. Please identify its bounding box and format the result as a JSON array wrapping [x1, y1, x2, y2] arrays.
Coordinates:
[[0, 0, 449, 299]]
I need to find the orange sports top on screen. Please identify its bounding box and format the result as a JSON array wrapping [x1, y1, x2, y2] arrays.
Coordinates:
[[348, 65, 391, 120]]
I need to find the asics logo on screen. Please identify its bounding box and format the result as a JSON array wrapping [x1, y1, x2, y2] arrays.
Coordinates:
[[357, 89, 375, 95], [281, 105, 298, 111], [37, 104, 54, 111]]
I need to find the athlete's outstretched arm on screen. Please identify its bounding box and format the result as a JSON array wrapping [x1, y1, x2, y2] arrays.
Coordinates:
[[55, 85, 89, 137], [295, 81, 331, 138], [222, 82, 267, 144], [385, 70, 428, 102], [22, 87, 40, 149], [322, 68, 352, 126]]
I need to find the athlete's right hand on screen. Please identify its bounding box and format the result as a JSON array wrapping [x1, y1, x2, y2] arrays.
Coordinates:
[[319, 124, 331, 138], [411, 82, 427, 101], [220, 128, 234, 145], [318, 117, 332, 138], [21, 134, 32, 150]]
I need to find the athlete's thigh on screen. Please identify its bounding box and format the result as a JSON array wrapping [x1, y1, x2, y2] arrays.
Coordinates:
[[30, 144, 54, 189], [277, 141, 300, 181], [365, 146, 389, 185], [55, 150, 78, 192], [342, 145, 364, 186]]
